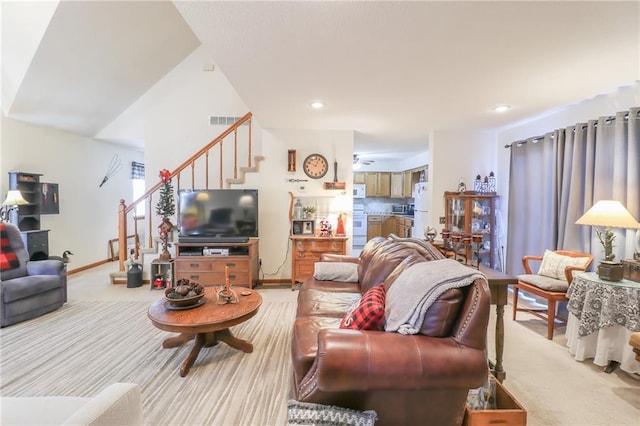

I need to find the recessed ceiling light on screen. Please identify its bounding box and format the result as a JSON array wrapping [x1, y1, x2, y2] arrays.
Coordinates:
[[310, 101, 325, 109], [491, 104, 511, 113]]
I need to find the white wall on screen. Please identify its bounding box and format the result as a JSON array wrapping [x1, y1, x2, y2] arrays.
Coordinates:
[[429, 130, 498, 231], [1, 116, 143, 267], [242, 128, 354, 281], [98, 46, 355, 280]]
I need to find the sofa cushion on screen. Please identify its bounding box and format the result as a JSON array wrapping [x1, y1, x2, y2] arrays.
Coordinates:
[[314, 262, 359, 282], [359, 241, 423, 293], [517, 273, 569, 292], [296, 289, 361, 318], [340, 284, 386, 330], [538, 249, 591, 280], [2, 275, 63, 303]]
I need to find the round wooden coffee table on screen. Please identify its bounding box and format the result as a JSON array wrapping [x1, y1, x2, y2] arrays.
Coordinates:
[[148, 288, 262, 377]]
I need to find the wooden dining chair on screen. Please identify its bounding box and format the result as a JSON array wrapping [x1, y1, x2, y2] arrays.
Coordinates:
[[513, 250, 593, 339]]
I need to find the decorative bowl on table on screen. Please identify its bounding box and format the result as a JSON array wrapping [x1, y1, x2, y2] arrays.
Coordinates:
[[164, 279, 205, 308]]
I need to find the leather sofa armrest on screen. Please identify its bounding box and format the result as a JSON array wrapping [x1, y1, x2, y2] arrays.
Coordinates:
[[319, 254, 359, 263], [297, 329, 487, 400], [27, 259, 64, 276]]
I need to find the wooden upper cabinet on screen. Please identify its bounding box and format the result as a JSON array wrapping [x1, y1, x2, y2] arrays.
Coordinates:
[[353, 172, 366, 184], [391, 172, 404, 198], [403, 170, 413, 197]]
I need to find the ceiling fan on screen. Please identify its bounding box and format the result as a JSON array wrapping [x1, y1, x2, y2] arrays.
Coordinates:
[[353, 154, 374, 166]]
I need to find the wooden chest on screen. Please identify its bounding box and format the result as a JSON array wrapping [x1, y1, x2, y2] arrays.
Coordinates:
[[289, 236, 348, 289], [622, 259, 640, 283], [463, 379, 527, 426]]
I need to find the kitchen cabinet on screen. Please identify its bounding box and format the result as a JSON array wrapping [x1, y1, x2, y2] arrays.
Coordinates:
[[382, 216, 395, 237], [403, 170, 413, 197], [392, 216, 412, 238], [391, 173, 404, 198], [444, 192, 499, 269], [365, 173, 391, 198], [367, 215, 384, 240], [353, 172, 366, 184]]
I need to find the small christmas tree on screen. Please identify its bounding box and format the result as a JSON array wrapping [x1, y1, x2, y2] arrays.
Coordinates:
[[156, 169, 175, 218], [156, 169, 175, 259]]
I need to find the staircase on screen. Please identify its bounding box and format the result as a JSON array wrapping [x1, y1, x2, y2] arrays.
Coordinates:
[[110, 112, 263, 284]]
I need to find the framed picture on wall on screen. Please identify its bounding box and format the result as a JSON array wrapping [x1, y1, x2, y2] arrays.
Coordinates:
[[40, 183, 59, 214]]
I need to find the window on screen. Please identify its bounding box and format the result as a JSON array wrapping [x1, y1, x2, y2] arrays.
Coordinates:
[[131, 162, 145, 217]]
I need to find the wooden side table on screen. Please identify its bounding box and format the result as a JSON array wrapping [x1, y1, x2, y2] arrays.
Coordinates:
[[479, 264, 517, 382]]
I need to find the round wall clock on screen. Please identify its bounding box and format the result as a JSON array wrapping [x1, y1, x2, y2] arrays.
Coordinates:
[[302, 153, 329, 179]]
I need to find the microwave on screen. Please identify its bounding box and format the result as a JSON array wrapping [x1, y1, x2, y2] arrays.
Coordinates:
[[353, 184, 366, 198]]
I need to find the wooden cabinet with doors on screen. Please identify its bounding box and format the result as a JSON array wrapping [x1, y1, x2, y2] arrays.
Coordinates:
[[444, 192, 499, 269], [391, 172, 404, 198], [174, 239, 259, 289], [403, 170, 414, 197], [382, 216, 395, 237], [353, 172, 366, 184], [367, 215, 384, 240], [290, 236, 348, 289], [365, 173, 391, 197]]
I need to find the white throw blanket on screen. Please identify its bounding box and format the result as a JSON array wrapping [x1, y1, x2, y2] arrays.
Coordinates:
[[385, 259, 487, 335]]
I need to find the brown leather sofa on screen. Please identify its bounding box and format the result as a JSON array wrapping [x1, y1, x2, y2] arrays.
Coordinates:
[[291, 236, 491, 426]]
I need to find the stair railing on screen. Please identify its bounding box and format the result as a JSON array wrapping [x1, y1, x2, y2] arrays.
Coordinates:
[[117, 112, 253, 271]]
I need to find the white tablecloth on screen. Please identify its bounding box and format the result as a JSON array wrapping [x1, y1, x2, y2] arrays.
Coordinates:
[[566, 313, 640, 375], [566, 272, 640, 375]]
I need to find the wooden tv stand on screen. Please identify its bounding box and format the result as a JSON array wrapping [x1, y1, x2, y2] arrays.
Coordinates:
[[174, 238, 259, 289]]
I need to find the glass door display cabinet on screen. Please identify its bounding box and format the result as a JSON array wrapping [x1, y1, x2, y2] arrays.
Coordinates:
[[444, 192, 499, 269]]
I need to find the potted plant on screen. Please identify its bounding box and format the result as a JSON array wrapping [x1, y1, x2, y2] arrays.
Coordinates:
[[303, 205, 316, 219]]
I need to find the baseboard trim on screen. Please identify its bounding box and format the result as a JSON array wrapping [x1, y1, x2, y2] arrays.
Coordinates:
[[68, 259, 111, 275]]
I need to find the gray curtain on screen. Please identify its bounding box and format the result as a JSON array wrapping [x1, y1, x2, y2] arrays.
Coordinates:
[[506, 107, 640, 275]]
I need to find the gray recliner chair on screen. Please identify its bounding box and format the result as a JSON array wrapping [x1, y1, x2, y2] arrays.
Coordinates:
[[1, 223, 67, 327]]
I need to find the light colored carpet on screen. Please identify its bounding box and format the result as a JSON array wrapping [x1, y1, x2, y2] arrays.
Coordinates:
[[0, 299, 296, 426]]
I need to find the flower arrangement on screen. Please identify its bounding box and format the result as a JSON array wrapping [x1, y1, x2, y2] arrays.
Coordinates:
[[156, 169, 175, 259], [303, 205, 316, 218]]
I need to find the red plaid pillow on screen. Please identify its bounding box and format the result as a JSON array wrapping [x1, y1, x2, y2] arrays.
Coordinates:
[[1, 223, 20, 272], [340, 284, 386, 330]]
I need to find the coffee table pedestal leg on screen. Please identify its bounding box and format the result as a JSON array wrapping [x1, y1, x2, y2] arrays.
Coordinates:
[[162, 329, 253, 377], [215, 328, 253, 353]]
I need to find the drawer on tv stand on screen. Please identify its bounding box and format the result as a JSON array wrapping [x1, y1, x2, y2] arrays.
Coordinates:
[[175, 271, 250, 287]]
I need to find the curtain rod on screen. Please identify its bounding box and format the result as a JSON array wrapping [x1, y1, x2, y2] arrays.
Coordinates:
[[504, 110, 636, 148]]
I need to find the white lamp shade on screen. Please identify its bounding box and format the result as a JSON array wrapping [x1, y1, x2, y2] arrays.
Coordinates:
[[575, 200, 639, 229], [2, 190, 28, 206]]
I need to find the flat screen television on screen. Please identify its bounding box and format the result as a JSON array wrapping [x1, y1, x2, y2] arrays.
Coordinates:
[[177, 189, 258, 242]]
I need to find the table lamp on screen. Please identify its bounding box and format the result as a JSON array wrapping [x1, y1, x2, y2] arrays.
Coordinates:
[[575, 200, 639, 281], [0, 190, 28, 223]]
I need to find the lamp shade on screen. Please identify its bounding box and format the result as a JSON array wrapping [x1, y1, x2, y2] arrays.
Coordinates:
[[575, 200, 638, 229], [2, 190, 28, 206]]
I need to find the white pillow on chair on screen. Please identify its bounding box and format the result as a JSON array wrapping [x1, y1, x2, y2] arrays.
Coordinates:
[[537, 250, 591, 280]]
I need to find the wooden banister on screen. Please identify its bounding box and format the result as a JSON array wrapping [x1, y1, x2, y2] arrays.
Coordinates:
[[117, 112, 253, 270]]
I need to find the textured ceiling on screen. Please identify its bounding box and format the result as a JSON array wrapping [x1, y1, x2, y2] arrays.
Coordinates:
[[3, 0, 639, 160]]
